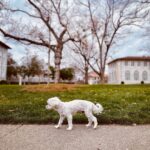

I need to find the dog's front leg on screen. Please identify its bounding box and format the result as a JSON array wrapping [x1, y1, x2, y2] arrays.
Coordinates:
[[66, 115, 73, 130], [55, 115, 65, 129]]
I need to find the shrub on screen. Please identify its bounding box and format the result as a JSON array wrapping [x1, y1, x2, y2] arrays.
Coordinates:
[[0, 80, 8, 84], [121, 81, 125, 84]]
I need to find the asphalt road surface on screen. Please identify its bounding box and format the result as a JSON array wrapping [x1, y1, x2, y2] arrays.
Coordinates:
[[0, 125, 150, 150]]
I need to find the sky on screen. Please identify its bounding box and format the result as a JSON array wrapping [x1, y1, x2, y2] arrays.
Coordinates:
[[110, 29, 149, 59], [0, 0, 149, 67]]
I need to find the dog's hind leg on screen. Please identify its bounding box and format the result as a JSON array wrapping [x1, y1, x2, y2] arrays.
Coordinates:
[[66, 114, 73, 130], [85, 111, 98, 129], [55, 115, 65, 129]]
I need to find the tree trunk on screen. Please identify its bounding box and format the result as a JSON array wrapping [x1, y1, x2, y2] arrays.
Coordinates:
[[84, 62, 89, 84], [47, 49, 51, 85], [28, 76, 30, 84], [54, 45, 62, 83], [100, 69, 105, 84]]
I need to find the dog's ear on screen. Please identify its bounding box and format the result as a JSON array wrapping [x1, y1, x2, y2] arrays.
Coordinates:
[[54, 97, 61, 101], [53, 98, 61, 109], [53, 105, 59, 109], [54, 96, 58, 98]]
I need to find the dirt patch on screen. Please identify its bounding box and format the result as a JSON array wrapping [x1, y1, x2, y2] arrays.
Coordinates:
[[22, 84, 85, 92]]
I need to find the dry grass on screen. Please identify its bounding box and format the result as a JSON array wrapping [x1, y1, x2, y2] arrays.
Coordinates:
[[22, 84, 85, 92]]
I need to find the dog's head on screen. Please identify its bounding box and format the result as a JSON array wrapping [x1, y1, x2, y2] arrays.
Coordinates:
[[46, 97, 61, 110]]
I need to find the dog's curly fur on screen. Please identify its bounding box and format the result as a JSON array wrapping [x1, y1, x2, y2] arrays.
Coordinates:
[[46, 97, 103, 130]]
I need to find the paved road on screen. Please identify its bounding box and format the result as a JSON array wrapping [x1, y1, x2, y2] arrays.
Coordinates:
[[0, 125, 150, 150]]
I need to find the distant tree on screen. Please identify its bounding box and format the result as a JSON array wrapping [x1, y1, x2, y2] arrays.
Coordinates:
[[17, 65, 28, 79], [60, 68, 74, 81], [28, 55, 43, 77], [49, 66, 74, 81], [7, 53, 18, 80], [20, 55, 44, 81]]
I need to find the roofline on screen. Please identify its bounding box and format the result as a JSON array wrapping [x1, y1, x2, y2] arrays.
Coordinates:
[[0, 41, 11, 49], [108, 56, 150, 65]]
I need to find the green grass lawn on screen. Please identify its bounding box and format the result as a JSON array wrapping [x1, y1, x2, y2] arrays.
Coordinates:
[[0, 84, 150, 124]]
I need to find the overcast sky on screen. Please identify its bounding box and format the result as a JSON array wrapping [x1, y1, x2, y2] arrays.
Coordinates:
[[0, 0, 149, 66]]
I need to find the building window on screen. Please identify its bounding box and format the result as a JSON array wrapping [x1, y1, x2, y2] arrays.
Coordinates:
[[137, 61, 140, 66], [125, 70, 130, 80], [112, 72, 114, 81], [114, 71, 116, 81], [142, 71, 148, 81], [144, 61, 147, 66], [134, 70, 139, 80], [131, 61, 134, 66], [125, 61, 128, 66]]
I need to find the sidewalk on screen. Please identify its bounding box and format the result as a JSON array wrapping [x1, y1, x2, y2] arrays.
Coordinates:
[[0, 125, 150, 150]]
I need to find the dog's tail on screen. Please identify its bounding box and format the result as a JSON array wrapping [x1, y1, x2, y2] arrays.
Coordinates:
[[92, 103, 103, 114]]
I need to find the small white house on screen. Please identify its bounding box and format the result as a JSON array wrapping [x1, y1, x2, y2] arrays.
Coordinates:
[[0, 41, 11, 81], [88, 71, 100, 84], [108, 56, 150, 84]]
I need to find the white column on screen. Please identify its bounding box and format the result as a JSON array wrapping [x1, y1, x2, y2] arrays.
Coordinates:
[[19, 75, 22, 86]]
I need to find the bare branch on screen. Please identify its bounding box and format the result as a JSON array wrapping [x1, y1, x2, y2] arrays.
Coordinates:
[[27, 0, 59, 40], [0, 28, 47, 46]]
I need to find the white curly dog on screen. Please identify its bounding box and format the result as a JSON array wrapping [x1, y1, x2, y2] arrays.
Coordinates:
[[46, 97, 103, 130]]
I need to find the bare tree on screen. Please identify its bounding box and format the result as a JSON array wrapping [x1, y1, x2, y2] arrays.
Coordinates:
[[139, 0, 150, 3], [71, 32, 96, 84], [0, 0, 78, 83], [79, 0, 149, 83], [139, 0, 150, 52]]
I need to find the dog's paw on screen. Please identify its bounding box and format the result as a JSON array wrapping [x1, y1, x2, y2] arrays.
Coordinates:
[[86, 124, 91, 127], [93, 126, 97, 129], [54, 125, 60, 129], [66, 127, 72, 131]]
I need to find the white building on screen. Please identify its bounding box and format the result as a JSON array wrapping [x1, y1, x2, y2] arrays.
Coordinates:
[[0, 41, 11, 81], [108, 56, 150, 84]]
